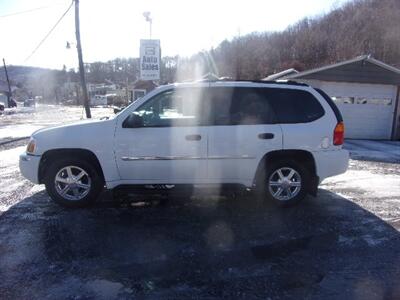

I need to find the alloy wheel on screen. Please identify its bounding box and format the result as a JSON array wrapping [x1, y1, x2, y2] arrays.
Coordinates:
[[268, 167, 302, 201], [54, 166, 91, 201]]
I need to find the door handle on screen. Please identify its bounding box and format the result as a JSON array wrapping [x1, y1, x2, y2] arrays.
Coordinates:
[[258, 133, 274, 140], [185, 134, 201, 141]]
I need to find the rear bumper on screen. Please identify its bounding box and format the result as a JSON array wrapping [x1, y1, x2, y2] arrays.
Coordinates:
[[313, 149, 349, 183], [19, 152, 41, 184]]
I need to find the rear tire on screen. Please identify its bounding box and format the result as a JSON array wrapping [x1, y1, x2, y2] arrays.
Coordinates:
[[258, 160, 309, 207], [44, 158, 104, 208]]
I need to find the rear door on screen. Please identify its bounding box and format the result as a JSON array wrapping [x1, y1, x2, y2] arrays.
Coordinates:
[[206, 85, 283, 184]]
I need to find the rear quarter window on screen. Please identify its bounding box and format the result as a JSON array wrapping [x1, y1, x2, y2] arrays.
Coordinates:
[[314, 88, 343, 123], [266, 88, 325, 123]]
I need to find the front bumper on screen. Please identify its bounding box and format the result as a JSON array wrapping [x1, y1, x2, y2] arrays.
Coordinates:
[[19, 152, 41, 184]]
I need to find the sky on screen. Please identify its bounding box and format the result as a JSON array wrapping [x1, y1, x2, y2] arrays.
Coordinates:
[[0, 0, 351, 70]]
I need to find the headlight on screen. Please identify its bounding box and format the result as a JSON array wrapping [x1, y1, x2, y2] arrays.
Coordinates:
[[26, 138, 36, 154]]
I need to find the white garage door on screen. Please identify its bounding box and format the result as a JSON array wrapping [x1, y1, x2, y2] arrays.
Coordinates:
[[305, 81, 396, 139]]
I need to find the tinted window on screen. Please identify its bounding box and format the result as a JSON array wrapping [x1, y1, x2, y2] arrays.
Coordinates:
[[266, 88, 325, 123], [315, 88, 343, 122], [208, 87, 277, 125], [130, 88, 205, 127]]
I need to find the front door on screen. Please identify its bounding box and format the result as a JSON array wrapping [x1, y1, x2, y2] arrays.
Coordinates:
[[115, 88, 208, 183]]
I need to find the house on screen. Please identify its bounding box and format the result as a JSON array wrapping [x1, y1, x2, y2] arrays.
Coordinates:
[[266, 56, 400, 140], [87, 83, 121, 106], [128, 80, 157, 102]]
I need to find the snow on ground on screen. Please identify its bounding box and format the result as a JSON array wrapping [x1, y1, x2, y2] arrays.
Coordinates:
[[0, 124, 44, 141], [344, 139, 400, 163], [322, 167, 400, 199], [0, 146, 35, 211]]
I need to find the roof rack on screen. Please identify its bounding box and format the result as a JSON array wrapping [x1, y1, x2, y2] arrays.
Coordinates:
[[198, 79, 309, 87]]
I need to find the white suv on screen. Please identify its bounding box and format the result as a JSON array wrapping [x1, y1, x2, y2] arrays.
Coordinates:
[[20, 80, 349, 207]]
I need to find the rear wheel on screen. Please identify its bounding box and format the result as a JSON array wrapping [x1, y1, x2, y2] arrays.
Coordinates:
[[258, 160, 309, 207], [44, 158, 104, 208]]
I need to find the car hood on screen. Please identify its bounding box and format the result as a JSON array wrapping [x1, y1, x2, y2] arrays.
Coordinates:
[[30, 117, 117, 156]]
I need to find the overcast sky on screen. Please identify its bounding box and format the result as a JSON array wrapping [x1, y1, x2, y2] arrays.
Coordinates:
[[0, 0, 350, 70]]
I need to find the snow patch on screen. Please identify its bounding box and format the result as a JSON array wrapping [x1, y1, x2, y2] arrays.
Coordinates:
[[322, 169, 400, 198]]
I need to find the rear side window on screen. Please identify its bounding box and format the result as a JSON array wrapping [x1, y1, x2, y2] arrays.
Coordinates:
[[207, 87, 277, 125], [266, 88, 325, 123]]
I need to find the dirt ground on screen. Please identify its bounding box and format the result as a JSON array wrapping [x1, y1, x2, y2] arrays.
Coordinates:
[[1, 106, 400, 299]]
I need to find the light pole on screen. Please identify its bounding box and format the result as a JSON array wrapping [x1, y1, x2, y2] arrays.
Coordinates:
[[74, 0, 91, 118], [143, 11, 152, 39]]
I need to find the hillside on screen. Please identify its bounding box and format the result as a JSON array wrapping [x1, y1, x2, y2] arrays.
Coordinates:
[[208, 0, 400, 79]]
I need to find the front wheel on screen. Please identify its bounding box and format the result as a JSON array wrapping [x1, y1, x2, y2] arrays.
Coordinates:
[[44, 158, 104, 208], [259, 160, 309, 207]]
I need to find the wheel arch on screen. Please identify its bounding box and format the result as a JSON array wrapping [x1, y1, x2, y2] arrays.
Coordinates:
[[38, 148, 105, 184], [253, 149, 319, 195]]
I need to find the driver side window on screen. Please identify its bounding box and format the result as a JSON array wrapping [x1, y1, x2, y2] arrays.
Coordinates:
[[128, 88, 204, 127]]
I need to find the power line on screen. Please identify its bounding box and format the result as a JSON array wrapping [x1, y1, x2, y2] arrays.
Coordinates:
[[24, 1, 74, 62], [0, 3, 64, 18]]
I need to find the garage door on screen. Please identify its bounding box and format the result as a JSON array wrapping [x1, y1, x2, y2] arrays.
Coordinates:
[[309, 82, 396, 139]]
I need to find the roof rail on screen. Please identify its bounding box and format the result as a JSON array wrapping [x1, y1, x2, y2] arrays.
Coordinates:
[[198, 79, 309, 87]]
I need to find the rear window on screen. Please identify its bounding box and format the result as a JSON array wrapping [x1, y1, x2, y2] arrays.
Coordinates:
[[266, 88, 325, 123]]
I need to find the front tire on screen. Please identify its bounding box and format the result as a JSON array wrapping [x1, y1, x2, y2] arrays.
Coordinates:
[[44, 158, 104, 208], [258, 160, 309, 207]]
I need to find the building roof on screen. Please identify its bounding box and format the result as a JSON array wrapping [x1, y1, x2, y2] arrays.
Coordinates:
[[284, 55, 400, 85], [262, 68, 299, 81]]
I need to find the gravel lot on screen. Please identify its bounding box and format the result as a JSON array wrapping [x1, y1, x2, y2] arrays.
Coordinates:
[[0, 106, 399, 299]]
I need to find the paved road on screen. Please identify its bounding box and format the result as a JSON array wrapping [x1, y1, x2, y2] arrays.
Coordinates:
[[1, 107, 400, 299]]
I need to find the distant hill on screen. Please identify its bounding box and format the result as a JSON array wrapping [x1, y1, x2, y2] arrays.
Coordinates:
[[209, 0, 400, 79], [0, 65, 77, 102], [0, 65, 61, 86]]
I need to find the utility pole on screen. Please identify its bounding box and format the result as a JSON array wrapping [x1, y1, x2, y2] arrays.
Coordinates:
[[74, 0, 91, 118], [2, 58, 12, 108]]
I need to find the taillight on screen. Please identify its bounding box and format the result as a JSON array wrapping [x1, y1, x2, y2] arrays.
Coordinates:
[[333, 122, 345, 145]]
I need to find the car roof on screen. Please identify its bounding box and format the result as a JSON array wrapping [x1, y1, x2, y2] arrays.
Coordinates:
[[161, 80, 310, 90]]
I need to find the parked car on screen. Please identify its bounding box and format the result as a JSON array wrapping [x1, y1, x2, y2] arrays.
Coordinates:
[[0, 102, 4, 111], [19, 80, 349, 208]]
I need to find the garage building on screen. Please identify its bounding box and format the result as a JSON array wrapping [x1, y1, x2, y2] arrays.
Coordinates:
[[265, 56, 400, 140]]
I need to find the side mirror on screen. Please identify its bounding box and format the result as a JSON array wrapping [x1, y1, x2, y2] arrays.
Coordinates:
[[122, 114, 144, 128]]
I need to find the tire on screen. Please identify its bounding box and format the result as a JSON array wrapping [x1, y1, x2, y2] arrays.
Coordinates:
[[44, 157, 104, 208], [258, 160, 309, 207]]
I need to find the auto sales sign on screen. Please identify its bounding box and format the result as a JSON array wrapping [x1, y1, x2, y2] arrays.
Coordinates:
[[140, 39, 160, 80]]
